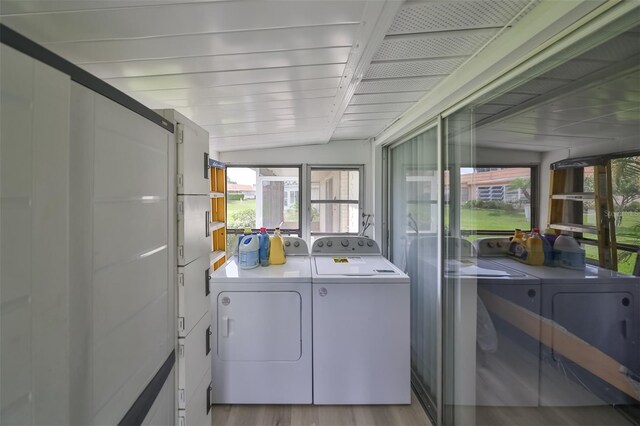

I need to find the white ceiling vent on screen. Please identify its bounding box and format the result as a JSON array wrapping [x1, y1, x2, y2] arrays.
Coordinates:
[[373, 29, 498, 61], [355, 76, 444, 94], [365, 57, 466, 79], [386, 1, 533, 35]]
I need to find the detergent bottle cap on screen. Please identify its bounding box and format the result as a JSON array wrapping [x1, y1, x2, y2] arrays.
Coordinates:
[[260, 227, 267, 233], [532, 227, 540, 233], [243, 227, 252, 234]]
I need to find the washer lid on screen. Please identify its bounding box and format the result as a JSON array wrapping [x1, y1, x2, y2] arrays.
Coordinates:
[[211, 255, 311, 283], [314, 255, 406, 277], [445, 258, 529, 278]]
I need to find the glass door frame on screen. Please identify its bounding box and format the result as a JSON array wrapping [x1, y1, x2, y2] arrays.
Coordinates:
[[384, 117, 444, 425]]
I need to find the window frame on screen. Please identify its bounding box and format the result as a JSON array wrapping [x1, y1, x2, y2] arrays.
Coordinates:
[[225, 164, 303, 237], [457, 164, 538, 236], [307, 165, 364, 238]]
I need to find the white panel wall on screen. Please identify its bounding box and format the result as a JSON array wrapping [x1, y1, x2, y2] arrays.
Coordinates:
[[1, 44, 71, 426], [219, 139, 375, 237], [538, 138, 638, 229]]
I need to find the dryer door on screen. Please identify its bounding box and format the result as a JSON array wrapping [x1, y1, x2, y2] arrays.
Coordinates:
[[217, 291, 301, 361]]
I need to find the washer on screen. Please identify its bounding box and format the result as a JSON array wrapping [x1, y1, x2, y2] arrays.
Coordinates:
[[210, 236, 311, 404], [476, 237, 640, 406], [311, 236, 410, 405]]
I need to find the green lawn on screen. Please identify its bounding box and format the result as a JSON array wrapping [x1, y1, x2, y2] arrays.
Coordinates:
[[459, 207, 529, 231], [226, 199, 255, 216]]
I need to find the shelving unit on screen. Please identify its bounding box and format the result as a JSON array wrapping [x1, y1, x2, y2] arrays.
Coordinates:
[[210, 159, 227, 271]]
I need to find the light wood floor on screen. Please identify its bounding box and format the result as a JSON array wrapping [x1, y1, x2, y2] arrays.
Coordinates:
[[212, 392, 432, 426]]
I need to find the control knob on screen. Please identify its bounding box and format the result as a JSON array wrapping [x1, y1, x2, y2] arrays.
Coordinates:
[[294, 241, 300, 247], [326, 241, 333, 247], [285, 241, 291, 247], [358, 240, 364, 246], [341, 239, 349, 247], [317, 241, 324, 247], [367, 240, 374, 247]]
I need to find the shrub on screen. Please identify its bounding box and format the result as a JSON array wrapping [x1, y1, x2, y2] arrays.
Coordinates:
[[462, 200, 515, 211], [623, 201, 640, 212], [228, 209, 254, 228], [227, 193, 245, 201]]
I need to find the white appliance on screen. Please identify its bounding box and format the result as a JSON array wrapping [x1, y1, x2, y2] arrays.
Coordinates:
[[475, 237, 640, 407], [311, 236, 410, 405], [209, 237, 312, 404]]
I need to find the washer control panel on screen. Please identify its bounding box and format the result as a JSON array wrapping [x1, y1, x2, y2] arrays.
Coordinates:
[[312, 237, 379, 254], [283, 236, 309, 256], [474, 237, 510, 256]]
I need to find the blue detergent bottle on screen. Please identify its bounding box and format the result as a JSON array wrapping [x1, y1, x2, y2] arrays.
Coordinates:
[[259, 227, 270, 266]]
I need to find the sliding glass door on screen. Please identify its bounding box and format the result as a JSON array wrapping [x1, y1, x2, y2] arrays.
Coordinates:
[[389, 124, 441, 420]]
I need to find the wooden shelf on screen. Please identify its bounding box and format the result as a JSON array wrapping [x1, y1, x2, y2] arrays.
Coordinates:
[[550, 223, 598, 234], [210, 250, 226, 264], [210, 221, 225, 232], [551, 192, 595, 201]]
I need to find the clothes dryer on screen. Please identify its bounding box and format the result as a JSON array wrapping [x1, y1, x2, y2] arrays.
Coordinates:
[[210, 237, 311, 404]]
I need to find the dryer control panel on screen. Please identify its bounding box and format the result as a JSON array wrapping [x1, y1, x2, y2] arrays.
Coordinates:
[[311, 237, 380, 255], [283, 236, 309, 256]]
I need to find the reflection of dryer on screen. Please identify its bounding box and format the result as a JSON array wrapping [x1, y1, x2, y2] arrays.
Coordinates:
[[477, 237, 640, 406], [209, 237, 311, 404], [311, 237, 410, 405]]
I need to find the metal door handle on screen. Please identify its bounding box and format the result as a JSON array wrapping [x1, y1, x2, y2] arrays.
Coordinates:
[[205, 210, 211, 237], [205, 268, 211, 296], [206, 383, 213, 414], [222, 316, 229, 337], [621, 320, 628, 340], [204, 152, 210, 179], [206, 325, 212, 355]]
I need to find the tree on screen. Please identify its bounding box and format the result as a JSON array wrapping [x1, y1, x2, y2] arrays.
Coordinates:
[[507, 177, 531, 202], [611, 157, 640, 226]]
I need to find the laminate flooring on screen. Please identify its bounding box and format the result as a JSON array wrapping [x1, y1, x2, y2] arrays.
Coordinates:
[[211, 392, 432, 426]]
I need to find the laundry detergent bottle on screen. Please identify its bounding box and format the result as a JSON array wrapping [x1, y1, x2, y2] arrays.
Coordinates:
[[259, 227, 270, 266], [269, 228, 286, 265], [525, 228, 545, 266], [238, 234, 259, 269]]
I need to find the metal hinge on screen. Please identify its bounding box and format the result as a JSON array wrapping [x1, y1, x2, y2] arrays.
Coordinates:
[[177, 273, 185, 286], [177, 174, 184, 190], [177, 317, 185, 333], [178, 343, 185, 358], [178, 413, 185, 426], [178, 245, 184, 260], [177, 201, 184, 215], [178, 388, 186, 406]]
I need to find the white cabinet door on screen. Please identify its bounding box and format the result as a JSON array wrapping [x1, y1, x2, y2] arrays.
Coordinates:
[[216, 291, 301, 361], [178, 368, 212, 426], [177, 195, 211, 266], [178, 256, 211, 337], [177, 122, 210, 196], [178, 314, 212, 409]]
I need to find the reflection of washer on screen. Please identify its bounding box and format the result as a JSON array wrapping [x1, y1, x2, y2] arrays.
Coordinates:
[[441, 252, 541, 408], [477, 237, 640, 406], [210, 237, 311, 404], [311, 237, 410, 405]]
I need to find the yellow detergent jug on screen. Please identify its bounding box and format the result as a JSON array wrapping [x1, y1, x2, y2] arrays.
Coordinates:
[[508, 229, 525, 257], [524, 228, 544, 266], [269, 228, 286, 265]]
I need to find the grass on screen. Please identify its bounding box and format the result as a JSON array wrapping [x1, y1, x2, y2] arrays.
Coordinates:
[[459, 207, 529, 231], [226, 199, 255, 216]]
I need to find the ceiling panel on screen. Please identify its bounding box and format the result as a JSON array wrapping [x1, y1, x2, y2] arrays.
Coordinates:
[[203, 118, 330, 138], [0, 2, 365, 43], [126, 79, 342, 102], [386, 1, 533, 35], [209, 130, 328, 151], [332, 126, 384, 140], [78, 47, 352, 79], [355, 76, 444, 94], [341, 111, 401, 121], [36, 24, 359, 63], [164, 89, 338, 108], [350, 92, 425, 104], [345, 102, 415, 114], [0, 0, 215, 15], [104, 64, 346, 92], [179, 97, 335, 115], [373, 29, 498, 61], [365, 57, 466, 79]]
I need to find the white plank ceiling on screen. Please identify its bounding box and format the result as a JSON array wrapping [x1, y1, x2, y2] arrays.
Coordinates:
[[1, 0, 549, 151]]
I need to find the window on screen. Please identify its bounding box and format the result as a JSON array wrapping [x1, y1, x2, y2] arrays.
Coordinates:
[[226, 166, 301, 256], [580, 154, 640, 275], [451, 166, 536, 234], [309, 167, 362, 239]]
